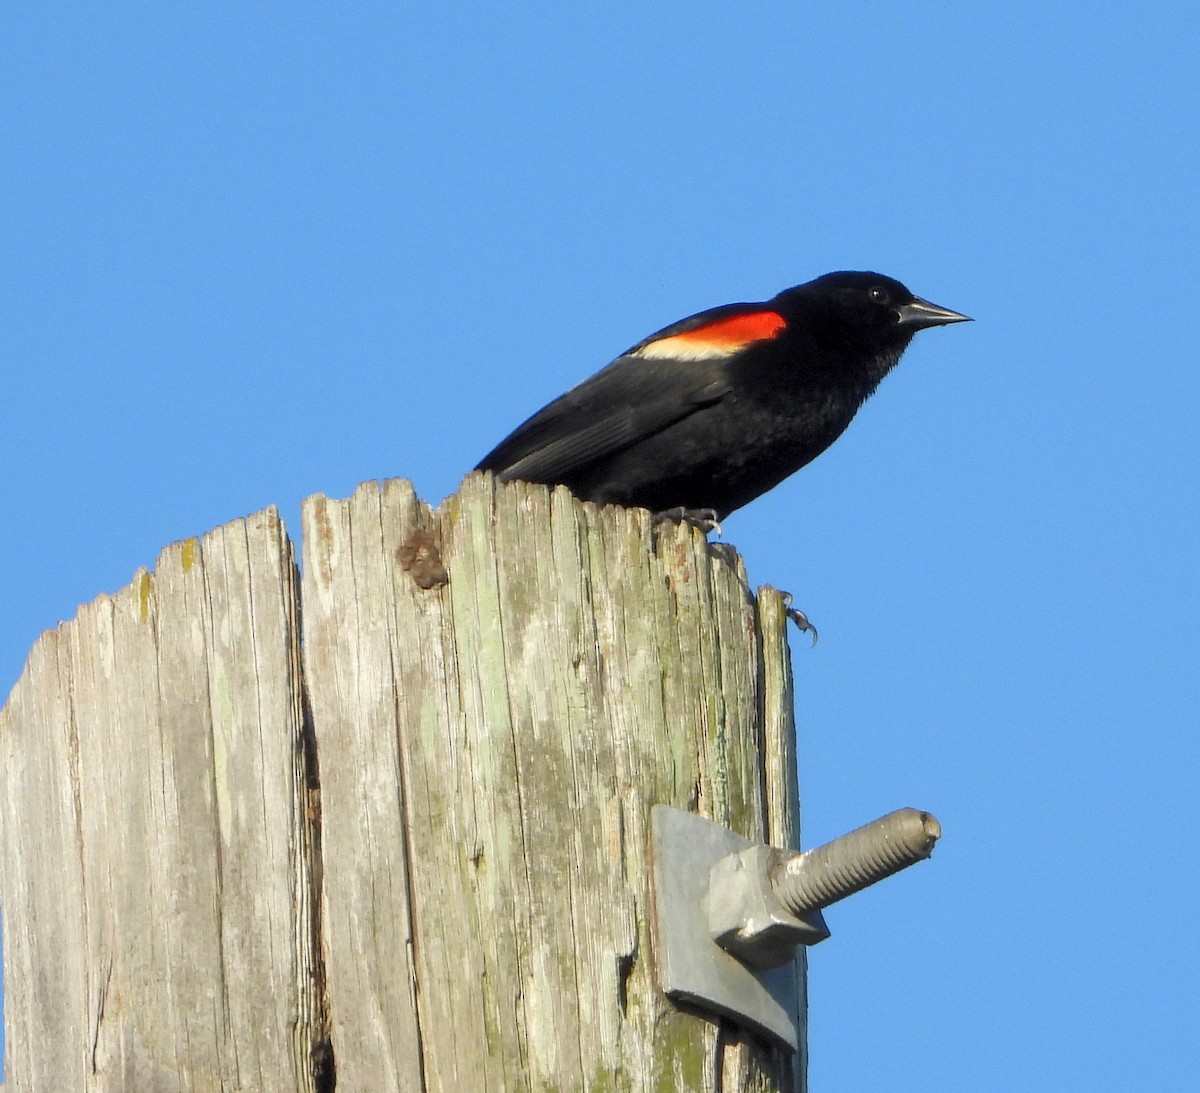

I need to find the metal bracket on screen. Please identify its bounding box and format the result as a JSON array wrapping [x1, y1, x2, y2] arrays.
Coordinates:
[[649, 806, 820, 1051], [649, 803, 940, 1052]]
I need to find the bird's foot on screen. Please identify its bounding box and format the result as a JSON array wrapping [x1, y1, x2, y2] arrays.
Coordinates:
[[650, 506, 723, 539], [781, 592, 818, 646]]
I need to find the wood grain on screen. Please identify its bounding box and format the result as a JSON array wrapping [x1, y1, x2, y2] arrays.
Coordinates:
[[2, 477, 805, 1091], [1, 511, 322, 1092]]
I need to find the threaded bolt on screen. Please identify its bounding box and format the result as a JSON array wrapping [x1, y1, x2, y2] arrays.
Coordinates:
[[771, 808, 941, 916]]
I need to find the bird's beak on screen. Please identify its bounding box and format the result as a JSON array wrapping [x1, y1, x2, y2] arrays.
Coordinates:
[[896, 297, 973, 330]]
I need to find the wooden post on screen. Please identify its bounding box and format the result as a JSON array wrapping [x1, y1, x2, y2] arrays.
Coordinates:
[[1, 474, 807, 1091]]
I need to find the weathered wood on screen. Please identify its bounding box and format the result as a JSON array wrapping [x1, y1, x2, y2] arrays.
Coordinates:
[[301, 475, 802, 1091], [0, 511, 324, 1092], [2, 476, 806, 1091]]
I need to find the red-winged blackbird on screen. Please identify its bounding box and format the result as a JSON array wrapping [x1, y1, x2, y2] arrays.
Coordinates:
[[477, 271, 970, 520]]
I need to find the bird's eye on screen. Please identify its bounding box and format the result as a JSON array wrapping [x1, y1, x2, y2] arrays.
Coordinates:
[[869, 285, 889, 304]]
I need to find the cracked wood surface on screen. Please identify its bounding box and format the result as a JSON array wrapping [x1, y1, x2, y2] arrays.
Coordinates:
[[0, 509, 323, 1092], [1, 475, 805, 1091]]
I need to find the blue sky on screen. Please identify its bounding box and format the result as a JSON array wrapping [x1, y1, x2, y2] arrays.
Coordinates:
[[3, 4, 1198, 1088]]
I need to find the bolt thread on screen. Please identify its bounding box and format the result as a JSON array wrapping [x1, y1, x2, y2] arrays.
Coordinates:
[[773, 808, 941, 915]]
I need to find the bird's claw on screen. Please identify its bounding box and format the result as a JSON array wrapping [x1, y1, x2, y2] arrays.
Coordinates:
[[650, 506, 723, 539], [781, 592, 818, 646]]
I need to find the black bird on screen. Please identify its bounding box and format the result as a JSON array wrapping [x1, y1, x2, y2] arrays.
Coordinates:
[[477, 271, 970, 521]]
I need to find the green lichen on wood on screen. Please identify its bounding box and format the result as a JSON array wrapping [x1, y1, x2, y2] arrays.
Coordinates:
[[306, 474, 804, 1090]]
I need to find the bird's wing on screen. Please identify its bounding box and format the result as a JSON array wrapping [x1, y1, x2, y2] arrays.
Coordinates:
[[477, 360, 730, 482], [477, 303, 787, 482]]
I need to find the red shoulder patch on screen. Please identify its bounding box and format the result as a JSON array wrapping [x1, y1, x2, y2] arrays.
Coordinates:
[[634, 311, 787, 360]]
